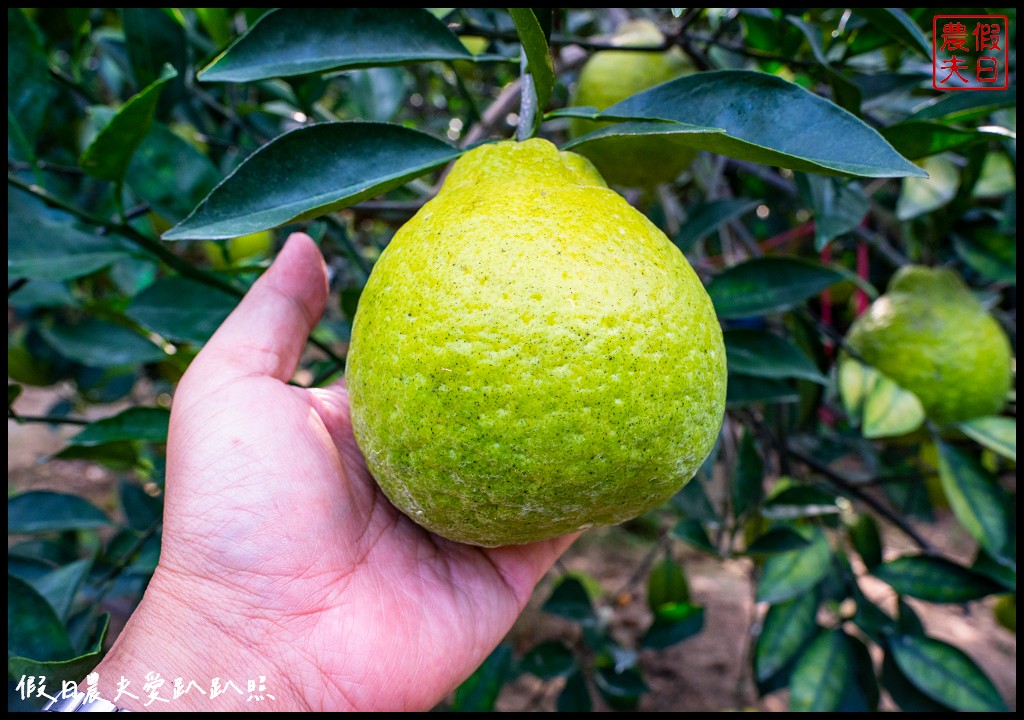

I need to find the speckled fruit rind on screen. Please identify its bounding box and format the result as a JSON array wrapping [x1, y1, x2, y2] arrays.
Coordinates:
[[347, 139, 727, 547], [568, 19, 696, 188], [845, 266, 1011, 426]]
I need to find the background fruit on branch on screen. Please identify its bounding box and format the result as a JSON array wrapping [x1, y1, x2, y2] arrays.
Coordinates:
[[8, 7, 1016, 713]]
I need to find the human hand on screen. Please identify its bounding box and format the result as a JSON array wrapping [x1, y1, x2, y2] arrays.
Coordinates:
[[91, 233, 575, 711]]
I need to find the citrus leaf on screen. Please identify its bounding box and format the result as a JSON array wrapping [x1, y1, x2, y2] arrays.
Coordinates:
[[757, 528, 832, 603], [54, 442, 140, 472], [672, 518, 716, 554], [672, 198, 761, 250], [647, 556, 690, 610], [847, 514, 882, 570], [602, 70, 925, 178], [39, 319, 166, 367], [519, 640, 576, 680], [509, 8, 554, 112], [936, 442, 1013, 563], [746, 526, 812, 556], [127, 277, 239, 344], [199, 8, 474, 82], [838, 358, 925, 439], [873, 555, 1003, 603], [881, 651, 951, 712], [889, 634, 1007, 711], [562, 119, 724, 150], [708, 257, 847, 318], [8, 8, 56, 156], [909, 85, 1016, 123], [726, 376, 800, 406], [784, 16, 861, 113], [126, 123, 220, 222], [8, 187, 133, 282], [8, 492, 112, 534], [789, 629, 854, 711], [853, 8, 930, 58], [542, 577, 595, 622], [8, 615, 109, 697], [641, 601, 704, 649], [882, 121, 1013, 161], [724, 329, 827, 384], [450, 644, 513, 711], [122, 8, 187, 90], [952, 229, 1016, 285], [7, 575, 73, 661], [163, 123, 462, 240], [28, 558, 92, 621], [755, 590, 819, 681], [732, 429, 764, 517], [896, 155, 958, 221], [67, 407, 170, 447], [79, 64, 178, 182], [841, 633, 881, 711], [557, 670, 593, 712], [958, 416, 1016, 462], [795, 173, 869, 251]]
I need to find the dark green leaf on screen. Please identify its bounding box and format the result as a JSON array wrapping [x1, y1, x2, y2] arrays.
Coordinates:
[[670, 477, 719, 522], [119, 480, 163, 532], [881, 121, 1010, 161], [450, 644, 513, 711], [851, 587, 897, 646], [958, 416, 1016, 462], [881, 651, 951, 712], [726, 375, 800, 406], [509, 8, 554, 115], [909, 85, 1016, 123], [519, 640, 575, 680], [122, 9, 187, 89], [789, 629, 854, 711], [847, 514, 882, 570], [8, 280, 77, 309], [542, 577, 595, 623], [602, 70, 924, 178], [708, 257, 847, 318], [556, 670, 592, 712], [795, 174, 869, 251], [165, 123, 461, 240], [784, 16, 861, 113], [732, 429, 765, 517], [724, 329, 826, 384], [79, 65, 178, 182], [673, 198, 760, 250], [8, 383, 22, 409], [647, 556, 690, 610], [67, 407, 170, 447], [346, 67, 408, 123], [953, 229, 1016, 285], [936, 441, 1012, 562], [972, 547, 1016, 592], [8, 492, 111, 534], [8, 615, 108, 692], [874, 555, 1003, 603], [840, 633, 880, 711], [29, 559, 92, 621], [762, 485, 842, 520], [641, 601, 704, 649], [595, 665, 648, 702], [8, 9, 56, 157], [672, 518, 716, 554], [7, 574, 73, 661], [757, 528, 832, 603], [54, 441, 140, 471], [39, 319, 165, 367], [897, 598, 926, 637], [562, 118, 724, 151], [200, 8, 473, 82], [854, 9, 930, 58], [126, 123, 220, 222], [127, 277, 238, 344], [747, 526, 812, 555], [755, 589, 819, 681], [8, 187, 133, 282], [889, 634, 1007, 711]]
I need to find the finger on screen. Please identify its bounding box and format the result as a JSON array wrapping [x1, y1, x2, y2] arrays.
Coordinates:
[[485, 532, 580, 608], [193, 233, 328, 382]]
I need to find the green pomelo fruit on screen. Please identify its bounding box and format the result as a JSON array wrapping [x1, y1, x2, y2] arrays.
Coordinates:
[[347, 138, 726, 546], [845, 266, 1011, 426], [567, 19, 696, 188]]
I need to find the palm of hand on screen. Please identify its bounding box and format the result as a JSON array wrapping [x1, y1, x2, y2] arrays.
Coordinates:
[[144, 234, 572, 711]]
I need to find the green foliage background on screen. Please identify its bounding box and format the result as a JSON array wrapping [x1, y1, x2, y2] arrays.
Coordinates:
[[8, 7, 1016, 712]]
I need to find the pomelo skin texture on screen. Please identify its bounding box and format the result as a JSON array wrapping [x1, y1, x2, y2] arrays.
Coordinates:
[[347, 139, 727, 547], [567, 19, 696, 187], [845, 266, 1011, 426]]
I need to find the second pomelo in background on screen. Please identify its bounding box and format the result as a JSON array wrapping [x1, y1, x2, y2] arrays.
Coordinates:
[[567, 19, 697, 188]]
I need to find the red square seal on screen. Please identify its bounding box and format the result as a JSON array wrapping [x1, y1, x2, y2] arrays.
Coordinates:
[[933, 15, 1009, 90]]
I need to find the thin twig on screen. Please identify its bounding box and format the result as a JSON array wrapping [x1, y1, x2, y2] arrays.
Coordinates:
[[786, 443, 937, 554]]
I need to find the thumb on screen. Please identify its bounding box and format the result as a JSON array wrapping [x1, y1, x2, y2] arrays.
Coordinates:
[[190, 232, 328, 383]]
